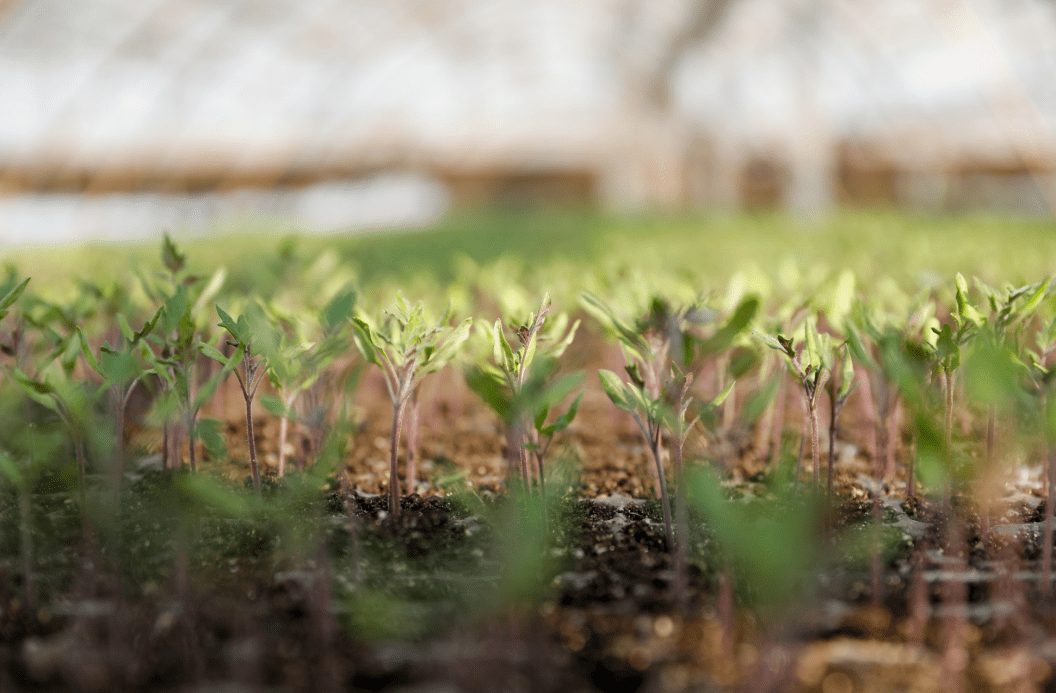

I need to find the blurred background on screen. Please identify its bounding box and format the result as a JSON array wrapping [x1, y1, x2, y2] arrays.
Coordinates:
[[0, 0, 1055, 245]]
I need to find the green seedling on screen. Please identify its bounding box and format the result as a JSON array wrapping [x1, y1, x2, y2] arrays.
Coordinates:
[[756, 317, 829, 491], [588, 293, 684, 549], [966, 277, 1050, 536], [12, 367, 91, 508], [825, 344, 856, 504], [204, 304, 273, 496], [258, 288, 356, 476], [588, 291, 755, 551], [77, 304, 165, 488], [933, 274, 983, 464], [352, 293, 471, 517], [466, 294, 581, 493], [138, 234, 228, 472]]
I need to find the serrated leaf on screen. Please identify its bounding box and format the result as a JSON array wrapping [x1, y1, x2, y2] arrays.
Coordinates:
[[133, 305, 165, 344], [162, 233, 186, 274]]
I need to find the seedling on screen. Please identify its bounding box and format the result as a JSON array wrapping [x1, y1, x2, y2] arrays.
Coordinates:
[[825, 344, 856, 503], [77, 304, 165, 488], [258, 289, 356, 476], [466, 294, 581, 492], [12, 367, 91, 508], [352, 293, 471, 517], [139, 234, 228, 472], [204, 305, 273, 496], [966, 277, 1050, 537], [933, 274, 983, 464], [756, 317, 829, 491]]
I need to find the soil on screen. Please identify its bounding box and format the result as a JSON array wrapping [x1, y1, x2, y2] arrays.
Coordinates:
[[6, 335, 1056, 692]]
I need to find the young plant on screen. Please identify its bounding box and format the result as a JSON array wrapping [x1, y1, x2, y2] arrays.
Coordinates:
[[204, 305, 272, 496], [77, 304, 165, 488], [12, 367, 92, 508], [466, 294, 581, 491], [933, 273, 983, 464], [352, 294, 471, 517], [966, 277, 1050, 537], [588, 294, 682, 548], [756, 318, 829, 490], [258, 289, 356, 476], [139, 235, 228, 472], [825, 344, 856, 503]]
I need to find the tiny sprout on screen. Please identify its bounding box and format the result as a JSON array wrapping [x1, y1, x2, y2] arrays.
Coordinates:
[[352, 293, 472, 517]]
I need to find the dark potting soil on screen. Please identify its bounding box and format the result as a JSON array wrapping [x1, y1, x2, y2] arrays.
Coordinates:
[[4, 479, 1056, 692]]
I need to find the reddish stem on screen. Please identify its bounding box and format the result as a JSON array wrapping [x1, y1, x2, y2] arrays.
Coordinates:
[[389, 396, 408, 517]]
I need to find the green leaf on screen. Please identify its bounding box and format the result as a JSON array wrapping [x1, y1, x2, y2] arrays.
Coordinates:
[[599, 369, 636, 413], [132, 305, 165, 344], [701, 296, 759, 355], [0, 277, 29, 318], [521, 328, 539, 375], [192, 267, 227, 316], [955, 273, 985, 327], [77, 328, 105, 378], [581, 292, 648, 357], [12, 370, 62, 417], [466, 365, 512, 422], [533, 404, 550, 432], [934, 323, 960, 372], [117, 313, 135, 342], [260, 393, 289, 418], [803, 320, 824, 373], [838, 349, 856, 401], [162, 233, 186, 274], [216, 304, 243, 342], [177, 473, 253, 517], [351, 316, 382, 365], [709, 381, 735, 409], [194, 418, 228, 461], [1020, 276, 1051, 319], [550, 319, 580, 359], [322, 288, 357, 331], [0, 452, 25, 488], [494, 319, 516, 372], [540, 392, 582, 436]]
